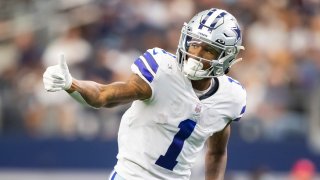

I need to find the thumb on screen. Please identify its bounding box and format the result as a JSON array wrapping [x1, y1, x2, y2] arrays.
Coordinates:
[[59, 53, 69, 71]]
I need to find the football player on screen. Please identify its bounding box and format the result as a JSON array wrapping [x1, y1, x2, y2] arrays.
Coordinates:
[[43, 8, 246, 180]]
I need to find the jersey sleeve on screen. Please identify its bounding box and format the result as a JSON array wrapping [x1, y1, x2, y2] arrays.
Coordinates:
[[231, 87, 247, 122], [131, 48, 159, 84], [131, 48, 176, 100]]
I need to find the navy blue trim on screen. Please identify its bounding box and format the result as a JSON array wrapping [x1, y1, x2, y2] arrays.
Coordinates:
[[110, 171, 117, 180], [199, 78, 219, 100], [233, 117, 241, 121], [209, 12, 227, 29], [134, 58, 154, 82], [198, 9, 216, 29], [143, 51, 159, 74], [240, 105, 246, 115]]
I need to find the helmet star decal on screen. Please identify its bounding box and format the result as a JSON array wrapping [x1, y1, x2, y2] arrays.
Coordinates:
[[232, 25, 241, 41]]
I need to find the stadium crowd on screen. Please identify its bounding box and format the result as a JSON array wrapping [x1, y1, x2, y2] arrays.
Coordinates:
[[0, 0, 319, 146]]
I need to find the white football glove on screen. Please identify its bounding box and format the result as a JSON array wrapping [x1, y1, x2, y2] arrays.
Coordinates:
[[43, 54, 72, 92]]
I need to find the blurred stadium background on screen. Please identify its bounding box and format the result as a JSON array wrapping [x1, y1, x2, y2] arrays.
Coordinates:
[[0, 0, 319, 179]]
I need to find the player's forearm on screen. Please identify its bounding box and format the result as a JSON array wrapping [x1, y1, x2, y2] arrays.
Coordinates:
[[65, 74, 151, 108], [67, 79, 135, 108], [205, 150, 227, 180], [66, 79, 106, 108]]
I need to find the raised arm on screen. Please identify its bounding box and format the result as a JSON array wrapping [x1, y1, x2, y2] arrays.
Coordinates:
[[205, 123, 231, 180], [67, 74, 152, 108], [43, 54, 152, 108]]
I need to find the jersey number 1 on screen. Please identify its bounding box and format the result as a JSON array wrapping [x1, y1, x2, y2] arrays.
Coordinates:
[[155, 119, 196, 170]]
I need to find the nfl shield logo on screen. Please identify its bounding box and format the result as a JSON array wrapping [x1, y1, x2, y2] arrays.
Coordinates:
[[195, 104, 202, 113]]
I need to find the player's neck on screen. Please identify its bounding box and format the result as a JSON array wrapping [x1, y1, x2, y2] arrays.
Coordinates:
[[191, 78, 213, 91]]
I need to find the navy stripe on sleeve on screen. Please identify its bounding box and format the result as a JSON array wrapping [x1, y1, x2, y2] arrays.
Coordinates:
[[240, 105, 246, 115], [143, 51, 159, 74], [134, 58, 154, 82], [111, 171, 117, 180], [233, 117, 241, 121]]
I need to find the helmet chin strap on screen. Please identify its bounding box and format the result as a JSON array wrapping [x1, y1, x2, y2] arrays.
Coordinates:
[[183, 58, 209, 80]]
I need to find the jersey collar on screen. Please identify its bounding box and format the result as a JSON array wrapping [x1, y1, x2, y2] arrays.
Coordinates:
[[199, 77, 219, 100]]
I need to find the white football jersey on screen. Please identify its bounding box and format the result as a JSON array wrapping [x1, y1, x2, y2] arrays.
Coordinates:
[[114, 48, 246, 180]]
